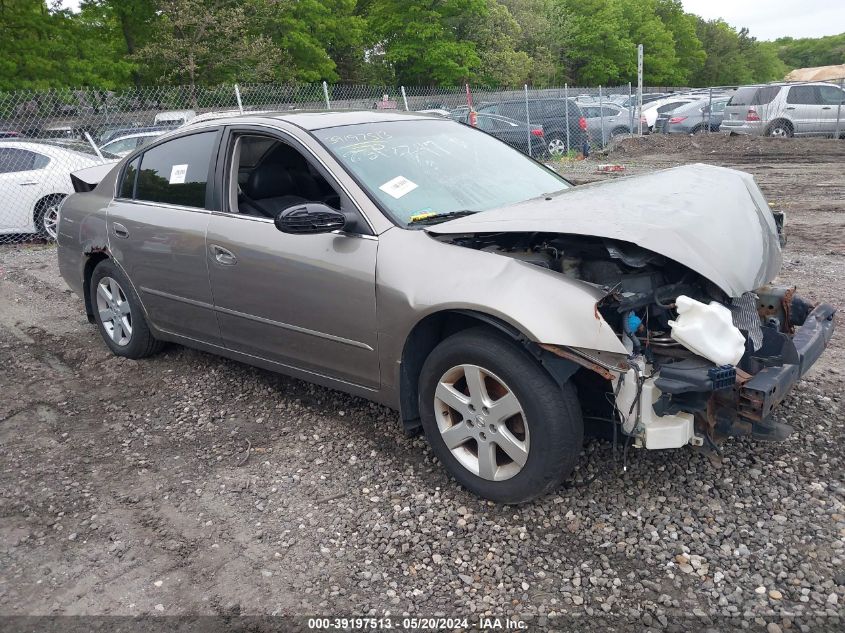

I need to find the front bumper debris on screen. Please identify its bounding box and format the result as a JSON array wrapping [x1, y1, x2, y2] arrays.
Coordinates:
[[654, 297, 835, 444]]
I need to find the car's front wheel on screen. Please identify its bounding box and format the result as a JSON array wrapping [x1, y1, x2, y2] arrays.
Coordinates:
[[418, 328, 583, 503], [90, 259, 163, 359]]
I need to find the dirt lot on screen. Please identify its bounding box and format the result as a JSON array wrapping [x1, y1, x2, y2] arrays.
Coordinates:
[[1, 134, 843, 631]]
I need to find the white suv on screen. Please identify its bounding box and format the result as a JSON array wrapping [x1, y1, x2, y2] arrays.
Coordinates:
[[721, 82, 845, 138]]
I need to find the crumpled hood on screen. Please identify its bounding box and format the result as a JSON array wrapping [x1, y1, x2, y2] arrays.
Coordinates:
[[428, 163, 782, 297]]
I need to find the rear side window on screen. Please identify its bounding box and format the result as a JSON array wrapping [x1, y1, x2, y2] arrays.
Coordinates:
[[120, 156, 139, 198], [787, 86, 820, 105], [0, 148, 42, 173], [729, 86, 780, 106], [656, 102, 686, 114], [818, 85, 845, 105], [135, 132, 216, 208], [497, 102, 526, 121]]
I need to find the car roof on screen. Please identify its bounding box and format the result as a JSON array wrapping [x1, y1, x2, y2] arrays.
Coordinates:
[[182, 110, 442, 132], [0, 138, 99, 157], [104, 131, 165, 142]]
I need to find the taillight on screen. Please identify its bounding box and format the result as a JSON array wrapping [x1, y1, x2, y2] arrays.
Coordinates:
[[746, 108, 760, 121], [668, 116, 687, 124], [531, 128, 544, 137], [578, 116, 587, 130]]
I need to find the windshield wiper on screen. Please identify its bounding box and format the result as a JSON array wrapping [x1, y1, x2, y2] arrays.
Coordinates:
[[408, 210, 477, 226]]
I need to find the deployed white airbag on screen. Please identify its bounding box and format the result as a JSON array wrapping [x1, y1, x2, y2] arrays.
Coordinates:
[[668, 295, 746, 366]]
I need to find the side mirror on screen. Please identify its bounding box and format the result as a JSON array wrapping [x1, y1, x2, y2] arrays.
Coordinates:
[[274, 203, 346, 235]]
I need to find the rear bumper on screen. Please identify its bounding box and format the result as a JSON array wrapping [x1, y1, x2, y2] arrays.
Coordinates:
[[720, 120, 765, 135]]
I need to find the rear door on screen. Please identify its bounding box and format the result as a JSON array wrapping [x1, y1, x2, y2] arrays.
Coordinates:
[[818, 84, 845, 136], [785, 85, 822, 134], [107, 129, 222, 343], [0, 148, 54, 232]]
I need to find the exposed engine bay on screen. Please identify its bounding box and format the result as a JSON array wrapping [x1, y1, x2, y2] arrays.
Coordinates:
[[437, 231, 836, 452]]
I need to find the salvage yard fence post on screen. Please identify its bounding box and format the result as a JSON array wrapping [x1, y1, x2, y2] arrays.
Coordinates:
[[524, 84, 532, 158], [400, 86, 409, 111], [564, 83, 571, 152], [322, 81, 331, 110], [234, 83, 244, 115]]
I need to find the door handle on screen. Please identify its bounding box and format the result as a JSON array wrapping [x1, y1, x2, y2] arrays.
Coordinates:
[[112, 222, 129, 239], [785, 106, 795, 110], [210, 244, 237, 265], [19, 181, 39, 186], [821, 106, 832, 110]]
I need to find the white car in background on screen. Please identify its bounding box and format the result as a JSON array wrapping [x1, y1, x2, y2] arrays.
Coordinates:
[[100, 130, 166, 157], [0, 140, 115, 239]]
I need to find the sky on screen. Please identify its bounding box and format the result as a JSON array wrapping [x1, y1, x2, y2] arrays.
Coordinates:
[[680, 0, 845, 40], [58, 0, 845, 41]]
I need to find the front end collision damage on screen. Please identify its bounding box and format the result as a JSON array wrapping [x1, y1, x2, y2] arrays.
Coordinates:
[[422, 164, 835, 453]]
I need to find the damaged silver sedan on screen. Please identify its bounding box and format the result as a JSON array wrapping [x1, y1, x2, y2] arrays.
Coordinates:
[[56, 112, 835, 503]]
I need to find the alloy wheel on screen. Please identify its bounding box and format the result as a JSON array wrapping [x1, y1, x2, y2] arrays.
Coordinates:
[[42, 203, 60, 240], [547, 138, 567, 156], [433, 364, 529, 481], [96, 276, 132, 346]]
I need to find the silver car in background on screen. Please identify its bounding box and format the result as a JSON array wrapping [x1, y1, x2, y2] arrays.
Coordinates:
[[721, 82, 845, 137], [663, 98, 730, 134], [57, 112, 834, 503]]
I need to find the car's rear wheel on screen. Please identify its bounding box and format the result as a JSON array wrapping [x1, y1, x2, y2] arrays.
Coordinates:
[[33, 194, 65, 240], [418, 328, 583, 503], [609, 126, 629, 138], [767, 120, 793, 138], [546, 136, 567, 156], [90, 259, 163, 359]]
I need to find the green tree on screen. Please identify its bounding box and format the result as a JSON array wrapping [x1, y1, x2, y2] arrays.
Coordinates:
[[654, 0, 705, 83], [773, 33, 845, 69], [738, 28, 787, 83], [618, 0, 680, 85], [367, 0, 487, 85], [552, 0, 633, 85], [79, 0, 157, 86], [0, 0, 130, 89], [465, 0, 533, 86], [499, 0, 557, 85], [691, 19, 751, 86], [134, 0, 280, 91]]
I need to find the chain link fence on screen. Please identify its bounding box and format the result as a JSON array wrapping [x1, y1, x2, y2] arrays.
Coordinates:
[[1, 80, 843, 244]]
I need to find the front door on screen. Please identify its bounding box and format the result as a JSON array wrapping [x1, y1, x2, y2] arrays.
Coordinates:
[[107, 130, 222, 344], [207, 130, 380, 389]]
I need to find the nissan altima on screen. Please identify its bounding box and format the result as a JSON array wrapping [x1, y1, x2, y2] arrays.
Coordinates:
[[56, 111, 835, 503]]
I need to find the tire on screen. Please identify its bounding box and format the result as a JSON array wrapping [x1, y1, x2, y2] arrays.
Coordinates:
[[89, 259, 163, 359], [689, 125, 705, 135], [33, 194, 65, 240], [418, 328, 583, 503], [609, 127, 629, 138], [546, 135, 567, 157], [766, 120, 793, 138]]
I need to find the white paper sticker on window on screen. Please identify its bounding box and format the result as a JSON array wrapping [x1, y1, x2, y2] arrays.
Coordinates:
[[169, 164, 188, 184], [378, 175, 418, 199]]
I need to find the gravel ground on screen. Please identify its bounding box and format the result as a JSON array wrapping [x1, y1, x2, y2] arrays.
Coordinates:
[[1, 135, 843, 631]]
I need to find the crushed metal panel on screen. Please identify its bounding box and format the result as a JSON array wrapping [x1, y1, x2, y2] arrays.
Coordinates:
[[428, 164, 783, 297]]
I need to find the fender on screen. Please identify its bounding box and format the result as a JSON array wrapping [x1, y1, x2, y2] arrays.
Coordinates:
[[376, 228, 626, 400]]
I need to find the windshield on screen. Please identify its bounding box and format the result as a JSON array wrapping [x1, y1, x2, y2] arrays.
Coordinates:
[[312, 120, 569, 226]]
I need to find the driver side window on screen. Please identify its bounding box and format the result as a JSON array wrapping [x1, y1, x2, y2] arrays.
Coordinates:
[[229, 134, 341, 219]]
